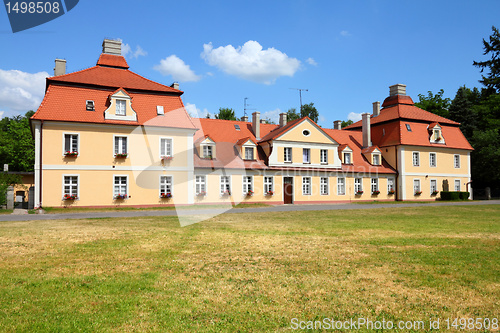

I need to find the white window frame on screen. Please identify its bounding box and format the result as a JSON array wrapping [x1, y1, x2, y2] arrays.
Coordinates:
[[320, 149, 328, 165], [244, 147, 254, 160], [203, 145, 214, 159], [303, 148, 310, 164], [302, 177, 311, 195], [220, 175, 231, 195], [387, 178, 395, 193], [371, 178, 379, 193], [454, 154, 460, 168], [195, 175, 206, 195], [284, 147, 292, 163], [430, 179, 437, 194], [373, 154, 381, 165], [62, 174, 79, 199], [344, 152, 352, 164], [320, 177, 329, 195], [156, 105, 164, 115], [355, 178, 363, 193], [160, 137, 173, 158], [454, 179, 461, 191], [63, 133, 79, 155], [264, 176, 274, 194], [413, 179, 421, 194], [434, 128, 440, 140], [412, 152, 420, 167], [116, 99, 126, 116], [113, 175, 128, 199], [243, 176, 253, 194], [114, 135, 128, 156], [337, 177, 345, 195], [160, 175, 173, 196], [429, 152, 437, 167]]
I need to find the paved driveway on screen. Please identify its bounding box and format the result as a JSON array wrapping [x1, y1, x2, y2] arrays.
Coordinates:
[[0, 200, 499, 222]]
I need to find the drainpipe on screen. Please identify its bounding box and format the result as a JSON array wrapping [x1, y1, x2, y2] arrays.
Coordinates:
[[39, 120, 43, 208]]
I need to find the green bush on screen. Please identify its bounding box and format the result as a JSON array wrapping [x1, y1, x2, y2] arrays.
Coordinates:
[[440, 191, 470, 200]]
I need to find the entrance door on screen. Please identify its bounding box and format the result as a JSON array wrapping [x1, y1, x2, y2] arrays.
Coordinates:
[[283, 177, 293, 204]]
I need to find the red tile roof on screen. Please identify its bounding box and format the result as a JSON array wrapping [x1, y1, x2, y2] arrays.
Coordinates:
[[96, 54, 129, 69], [259, 117, 303, 142]]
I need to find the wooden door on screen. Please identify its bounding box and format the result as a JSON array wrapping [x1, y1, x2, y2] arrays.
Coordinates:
[[283, 177, 293, 204]]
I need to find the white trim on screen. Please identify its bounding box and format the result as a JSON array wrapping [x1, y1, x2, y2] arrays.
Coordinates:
[[62, 132, 80, 156], [371, 177, 379, 193], [187, 135, 194, 204], [43, 165, 192, 171], [33, 121, 42, 207], [62, 174, 79, 199], [43, 121, 198, 135], [195, 175, 207, 195], [398, 146, 406, 200], [113, 134, 129, 157], [242, 175, 253, 195], [430, 178, 437, 194], [412, 151, 420, 167], [159, 174, 173, 197], [269, 141, 342, 168], [113, 174, 129, 199], [413, 178, 421, 194], [403, 172, 470, 178], [320, 176, 329, 195], [429, 152, 437, 168], [159, 137, 174, 158], [302, 176, 312, 195], [337, 177, 346, 195], [219, 175, 231, 195], [454, 179, 461, 191], [320, 149, 328, 165], [273, 118, 339, 144], [454, 154, 461, 168], [302, 129, 311, 137], [264, 176, 274, 194]]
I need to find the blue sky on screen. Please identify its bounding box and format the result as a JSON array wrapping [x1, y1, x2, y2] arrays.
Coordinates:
[[0, 0, 498, 127]]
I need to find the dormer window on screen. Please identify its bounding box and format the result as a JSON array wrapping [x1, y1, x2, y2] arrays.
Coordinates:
[[116, 99, 126, 116], [429, 123, 444, 144], [344, 152, 352, 164], [86, 100, 95, 111], [157, 105, 164, 115], [203, 145, 213, 159], [244, 147, 254, 160], [433, 129, 441, 141], [373, 154, 381, 165]]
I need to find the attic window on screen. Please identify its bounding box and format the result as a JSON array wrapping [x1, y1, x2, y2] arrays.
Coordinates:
[[406, 124, 412, 132], [234, 124, 240, 131], [86, 100, 95, 111], [302, 129, 311, 136], [157, 106, 164, 115]]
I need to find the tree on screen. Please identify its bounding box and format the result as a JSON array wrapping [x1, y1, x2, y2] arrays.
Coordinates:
[[448, 86, 480, 139], [300, 103, 319, 123], [341, 120, 353, 128], [286, 108, 300, 122], [473, 26, 500, 93], [0, 111, 35, 172], [414, 89, 451, 118], [215, 108, 237, 120]]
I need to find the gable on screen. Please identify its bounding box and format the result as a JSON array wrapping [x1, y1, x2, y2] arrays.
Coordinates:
[[275, 118, 338, 145], [104, 88, 137, 121]]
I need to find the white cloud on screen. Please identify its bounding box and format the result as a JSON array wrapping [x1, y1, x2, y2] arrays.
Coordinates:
[[120, 40, 147, 59], [0, 69, 48, 114], [306, 57, 318, 66], [261, 108, 281, 124], [154, 55, 201, 82], [201, 41, 301, 84], [348, 112, 362, 122], [340, 30, 351, 37], [0, 111, 4, 119], [184, 102, 212, 118]]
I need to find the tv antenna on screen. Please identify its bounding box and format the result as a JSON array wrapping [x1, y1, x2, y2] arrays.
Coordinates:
[[290, 88, 308, 110], [243, 97, 256, 117]]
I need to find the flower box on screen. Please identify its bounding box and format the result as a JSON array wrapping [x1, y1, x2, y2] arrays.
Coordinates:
[[63, 194, 77, 200], [64, 151, 78, 157], [221, 190, 231, 196], [161, 156, 173, 161], [435, 137, 442, 141], [197, 191, 206, 197], [388, 190, 395, 195], [160, 193, 172, 199], [203, 155, 213, 160], [246, 190, 254, 197], [372, 190, 380, 195], [114, 194, 127, 200], [355, 191, 364, 195], [115, 153, 128, 158], [266, 191, 274, 196], [414, 191, 422, 195], [431, 190, 439, 196]]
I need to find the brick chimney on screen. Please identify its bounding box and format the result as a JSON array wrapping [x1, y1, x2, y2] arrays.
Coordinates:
[[279, 113, 287, 127], [333, 120, 342, 130], [252, 112, 260, 140], [389, 84, 406, 96], [372, 101, 381, 116], [54, 59, 66, 76], [102, 39, 122, 55], [362, 113, 372, 148]]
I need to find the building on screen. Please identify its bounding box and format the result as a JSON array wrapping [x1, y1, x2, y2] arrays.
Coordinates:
[[30, 40, 473, 208]]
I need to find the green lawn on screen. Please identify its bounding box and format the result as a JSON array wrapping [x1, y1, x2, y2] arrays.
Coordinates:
[[0, 205, 498, 332]]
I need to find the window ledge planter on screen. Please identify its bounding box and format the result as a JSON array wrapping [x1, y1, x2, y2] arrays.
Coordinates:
[[202, 156, 213, 160], [388, 190, 395, 195], [246, 191, 254, 197], [197, 191, 206, 197], [115, 153, 128, 158], [355, 191, 363, 195], [372, 190, 380, 195], [431, 191, 439, 196], [266, 191, 274, 196], [161, 156, 173, 161], [414, 191, 422, 196], [221, 191, 231, 197], [63, 194, 77, 200], [64, 151, 78, 157], [160, 193, 172, 199], [114, 194, 127, 200]]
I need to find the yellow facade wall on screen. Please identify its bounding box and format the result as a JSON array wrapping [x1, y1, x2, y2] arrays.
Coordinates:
[[278, 120, 335, 144], [404, 147, 469, 175]]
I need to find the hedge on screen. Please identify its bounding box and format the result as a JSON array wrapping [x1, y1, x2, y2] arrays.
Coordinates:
[[440, 191, 470, 200]]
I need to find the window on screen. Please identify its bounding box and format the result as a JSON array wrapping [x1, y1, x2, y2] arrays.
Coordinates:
[[195, 175, 206, 195], [302, 177, 311, 195], [64, 134, 78, 154], [455, 180, 461, 191], [284, 147, 292, 163], [303, 148, 310, 164], [373, 154, 380, 165], [320, 177, 329, 195], [243, 176, 253, 194], [344, 152, 351, 164], [160, 176, 172, 196], [220, 176, 230, 195], [203, 145, 213, 159], [86, 100, 95, 111], [433, 129, 440, 140], [320, 149, 328, 164], [371, 178, 379, 193], [234, 124, 240, 131], [430, 179, 437, 194], [114, 176, 127, 198], [337, 178, 345, 195], [454, 155, 460, 168], [388, 178, 395, 193], [160, 138, 172, 157], [63, 176, 78, 198], [413, 179, 421, 194], [245, 147, 254, 160], [114, 136, 127, 155], [264, 176, 273, 194], [156, 105, 164, 115], [355, 178, 362, 193], [406, 124, 412, 132], [116, 99, 126, 116], [429, 153, 437, 167], [412, 152, 420, 166], [302, 129, 310, 136]]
